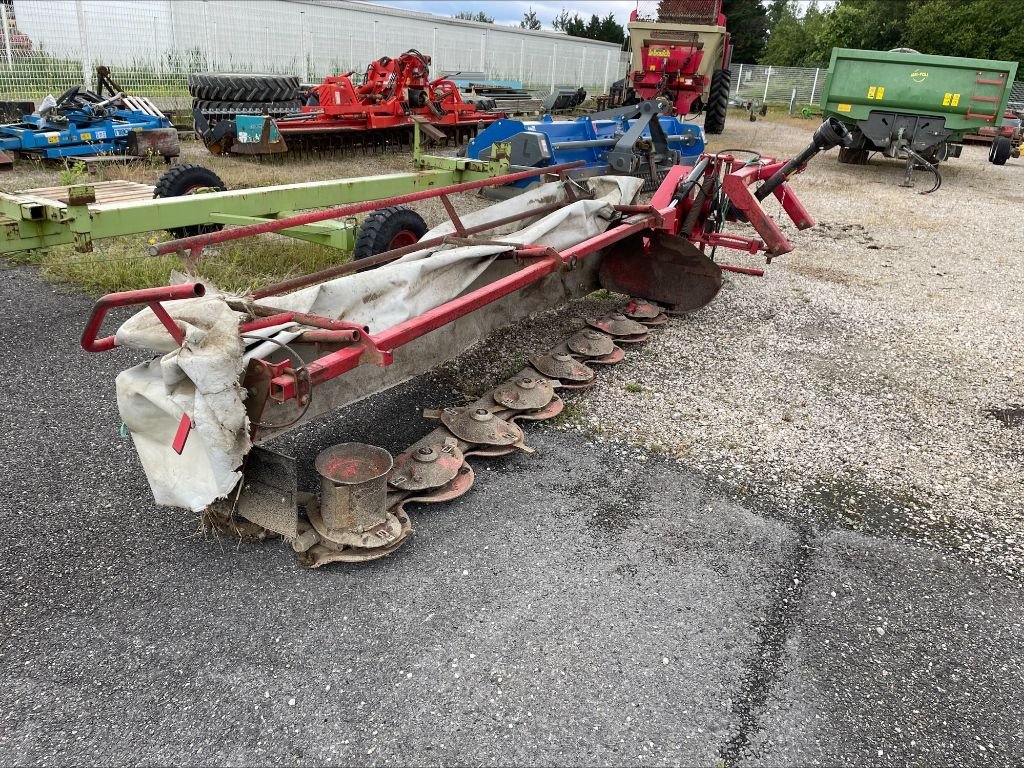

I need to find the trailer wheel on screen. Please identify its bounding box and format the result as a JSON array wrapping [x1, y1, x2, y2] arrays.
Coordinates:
[[153, 164, 227, 239], [989, 136, 1012, 165], [353, 206, 428, 260], [703, 69, 731, 135], [837, 146, 870, 165]]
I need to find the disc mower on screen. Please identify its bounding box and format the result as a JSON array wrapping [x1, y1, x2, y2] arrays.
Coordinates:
[[66, 117, 850, 567]]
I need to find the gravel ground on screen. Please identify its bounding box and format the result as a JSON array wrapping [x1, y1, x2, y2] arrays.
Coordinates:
[[547, 118, 1022, 577]]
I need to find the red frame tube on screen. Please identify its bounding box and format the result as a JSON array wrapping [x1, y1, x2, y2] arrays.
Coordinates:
[[81, 283, 206, 352]]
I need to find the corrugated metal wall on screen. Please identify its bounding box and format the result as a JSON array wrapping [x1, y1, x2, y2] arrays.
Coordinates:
[[0, 0, 630, 105]]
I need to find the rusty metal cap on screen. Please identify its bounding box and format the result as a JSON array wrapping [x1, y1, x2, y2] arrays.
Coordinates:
[[566, 328, 616, 357], [389, 438, 464, 491], [587, 313, 648, 337], [440, 406, 525, 446], [491, 375, 556, 410], [529, 352, 595, 383]]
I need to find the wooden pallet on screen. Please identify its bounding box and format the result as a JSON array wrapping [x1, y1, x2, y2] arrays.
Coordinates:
[[18, 180, 156, 207]]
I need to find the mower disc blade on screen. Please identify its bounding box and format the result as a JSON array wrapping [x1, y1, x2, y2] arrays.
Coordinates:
[[598, 233, 723, 313]]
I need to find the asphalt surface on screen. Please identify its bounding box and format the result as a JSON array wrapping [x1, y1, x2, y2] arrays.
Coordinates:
[[2, 264, 1022, 767]]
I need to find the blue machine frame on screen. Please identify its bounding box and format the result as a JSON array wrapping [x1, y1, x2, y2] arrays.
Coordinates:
[[466, 111, 705, 187]]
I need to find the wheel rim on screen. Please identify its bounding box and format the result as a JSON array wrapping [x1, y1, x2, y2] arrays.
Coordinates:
[[388, 230, 419, 249]]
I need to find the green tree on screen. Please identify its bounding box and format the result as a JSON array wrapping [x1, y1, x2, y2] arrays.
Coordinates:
[[453, 11, 494, 23], [520, 7, 541, 30], [721, 0, 769, 64], [552, 8, 573, 31]]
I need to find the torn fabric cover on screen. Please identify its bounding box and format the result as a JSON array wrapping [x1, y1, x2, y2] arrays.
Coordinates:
[[113, 177, 643, 512]]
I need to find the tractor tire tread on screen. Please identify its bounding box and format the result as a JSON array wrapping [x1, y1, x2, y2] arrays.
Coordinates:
[[353, 206, 428, 260], [703, 68, 731, 135], [188, 73, 302, 103]]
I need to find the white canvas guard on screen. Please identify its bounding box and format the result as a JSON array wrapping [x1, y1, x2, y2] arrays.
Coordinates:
[[113, 177, 643, 511]]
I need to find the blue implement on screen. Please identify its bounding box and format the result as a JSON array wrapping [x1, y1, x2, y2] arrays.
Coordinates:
[[467, 110, 705, 188]]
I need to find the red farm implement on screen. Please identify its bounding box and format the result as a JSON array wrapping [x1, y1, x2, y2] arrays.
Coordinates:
[[74, 119, 849, 567], [625, 0, 733, 134], [193, 50, 502, 156]]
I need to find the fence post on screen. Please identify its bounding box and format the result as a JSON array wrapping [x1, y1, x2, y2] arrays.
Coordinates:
[[809, 67, 820, 106], [74, 0, 91, 86], [763, 65, 772, 102], [0, 5, 12, 68], [736, 63, 743, 98], [480, 31, 486, 72], [202, 0, 213, 70], [520, 38, 525, 84], [579, 47, 586, 91], [550, 43, 557, 90], [604, 49, 612, 93]]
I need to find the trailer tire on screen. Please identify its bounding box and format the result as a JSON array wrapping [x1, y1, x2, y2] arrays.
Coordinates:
[[153, 164, 227, 239], [989, 136, 1012, 165], [188, 73, 302, 103], [837, 146, 870, 164], [353, 207, 428, 260], [703, 69, 731, 135]]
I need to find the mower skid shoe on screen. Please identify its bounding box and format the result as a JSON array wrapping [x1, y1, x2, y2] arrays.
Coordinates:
[[232, 446, 300, 539], [598, 233, 723, 314]]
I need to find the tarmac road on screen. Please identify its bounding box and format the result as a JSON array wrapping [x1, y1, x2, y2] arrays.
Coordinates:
[[1, 265, 1022, 767]]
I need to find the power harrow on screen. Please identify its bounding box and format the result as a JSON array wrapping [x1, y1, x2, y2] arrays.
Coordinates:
[[194, 50, 502, 157], [68, 119, 848, 567]]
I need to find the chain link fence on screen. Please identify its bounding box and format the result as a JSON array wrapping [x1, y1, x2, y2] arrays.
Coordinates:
[[0, 0, 630, 110]]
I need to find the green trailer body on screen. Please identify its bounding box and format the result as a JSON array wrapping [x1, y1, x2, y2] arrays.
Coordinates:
[[819, 48, 1017, 185]]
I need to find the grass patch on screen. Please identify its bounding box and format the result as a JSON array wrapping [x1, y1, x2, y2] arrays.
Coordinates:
[[625, 382, 643, 393], [17, 234, 350, 295]]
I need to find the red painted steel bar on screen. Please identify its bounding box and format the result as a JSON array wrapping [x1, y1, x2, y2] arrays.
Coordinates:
[[82, 283, 206, 352], [269, 250, 570, 402], [148, 161, 586, 258], [249, 200, 569, 300]]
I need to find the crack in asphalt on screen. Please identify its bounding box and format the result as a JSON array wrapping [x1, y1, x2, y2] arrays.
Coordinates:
[[720, 520, 819, 766]]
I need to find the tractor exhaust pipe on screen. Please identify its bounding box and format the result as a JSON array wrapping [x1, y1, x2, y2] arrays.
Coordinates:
[[755, 118, 851, 201]]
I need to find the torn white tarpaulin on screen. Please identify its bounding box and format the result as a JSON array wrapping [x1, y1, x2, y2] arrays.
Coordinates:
[[113, 176, 643, 512]]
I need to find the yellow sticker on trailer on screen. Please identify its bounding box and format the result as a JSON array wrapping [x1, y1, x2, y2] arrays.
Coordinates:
[[951, 93, 960, 106], [837, 103, 852, 112], [649, 47, 671, 57], [943, 93, 951, 106], [876, 87, 885, 99], [46, 135, 59, 144], [80, 132, 91, 140], [868, 86, 877, 99]]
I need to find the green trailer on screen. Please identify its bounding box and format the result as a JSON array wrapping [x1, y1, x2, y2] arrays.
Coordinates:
[[820, 47, 1018, 189]]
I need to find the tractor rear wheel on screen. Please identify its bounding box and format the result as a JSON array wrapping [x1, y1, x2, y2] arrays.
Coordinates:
[[353, 206, 428, 260], [989, 136, 1012, 165], [153, 164, 227, 239], [703, 68, 731, 135]]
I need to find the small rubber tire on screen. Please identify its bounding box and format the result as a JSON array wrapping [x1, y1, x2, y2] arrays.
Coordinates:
[[353, 206, 428, 260], [153, 164, 227, 239], [703, 68, 731, 135], [989, 136, 1012, 165]]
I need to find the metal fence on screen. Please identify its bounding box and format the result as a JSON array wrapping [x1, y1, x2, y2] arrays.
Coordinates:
[[0, 0, 630, 108], [731, 63, 1024, 109]]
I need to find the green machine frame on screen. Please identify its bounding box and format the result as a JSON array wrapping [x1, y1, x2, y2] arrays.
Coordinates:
[[0, 129, 521, 255]]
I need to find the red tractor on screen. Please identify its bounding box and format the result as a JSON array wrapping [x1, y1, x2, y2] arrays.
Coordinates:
[[624, 0, 733, 134]]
